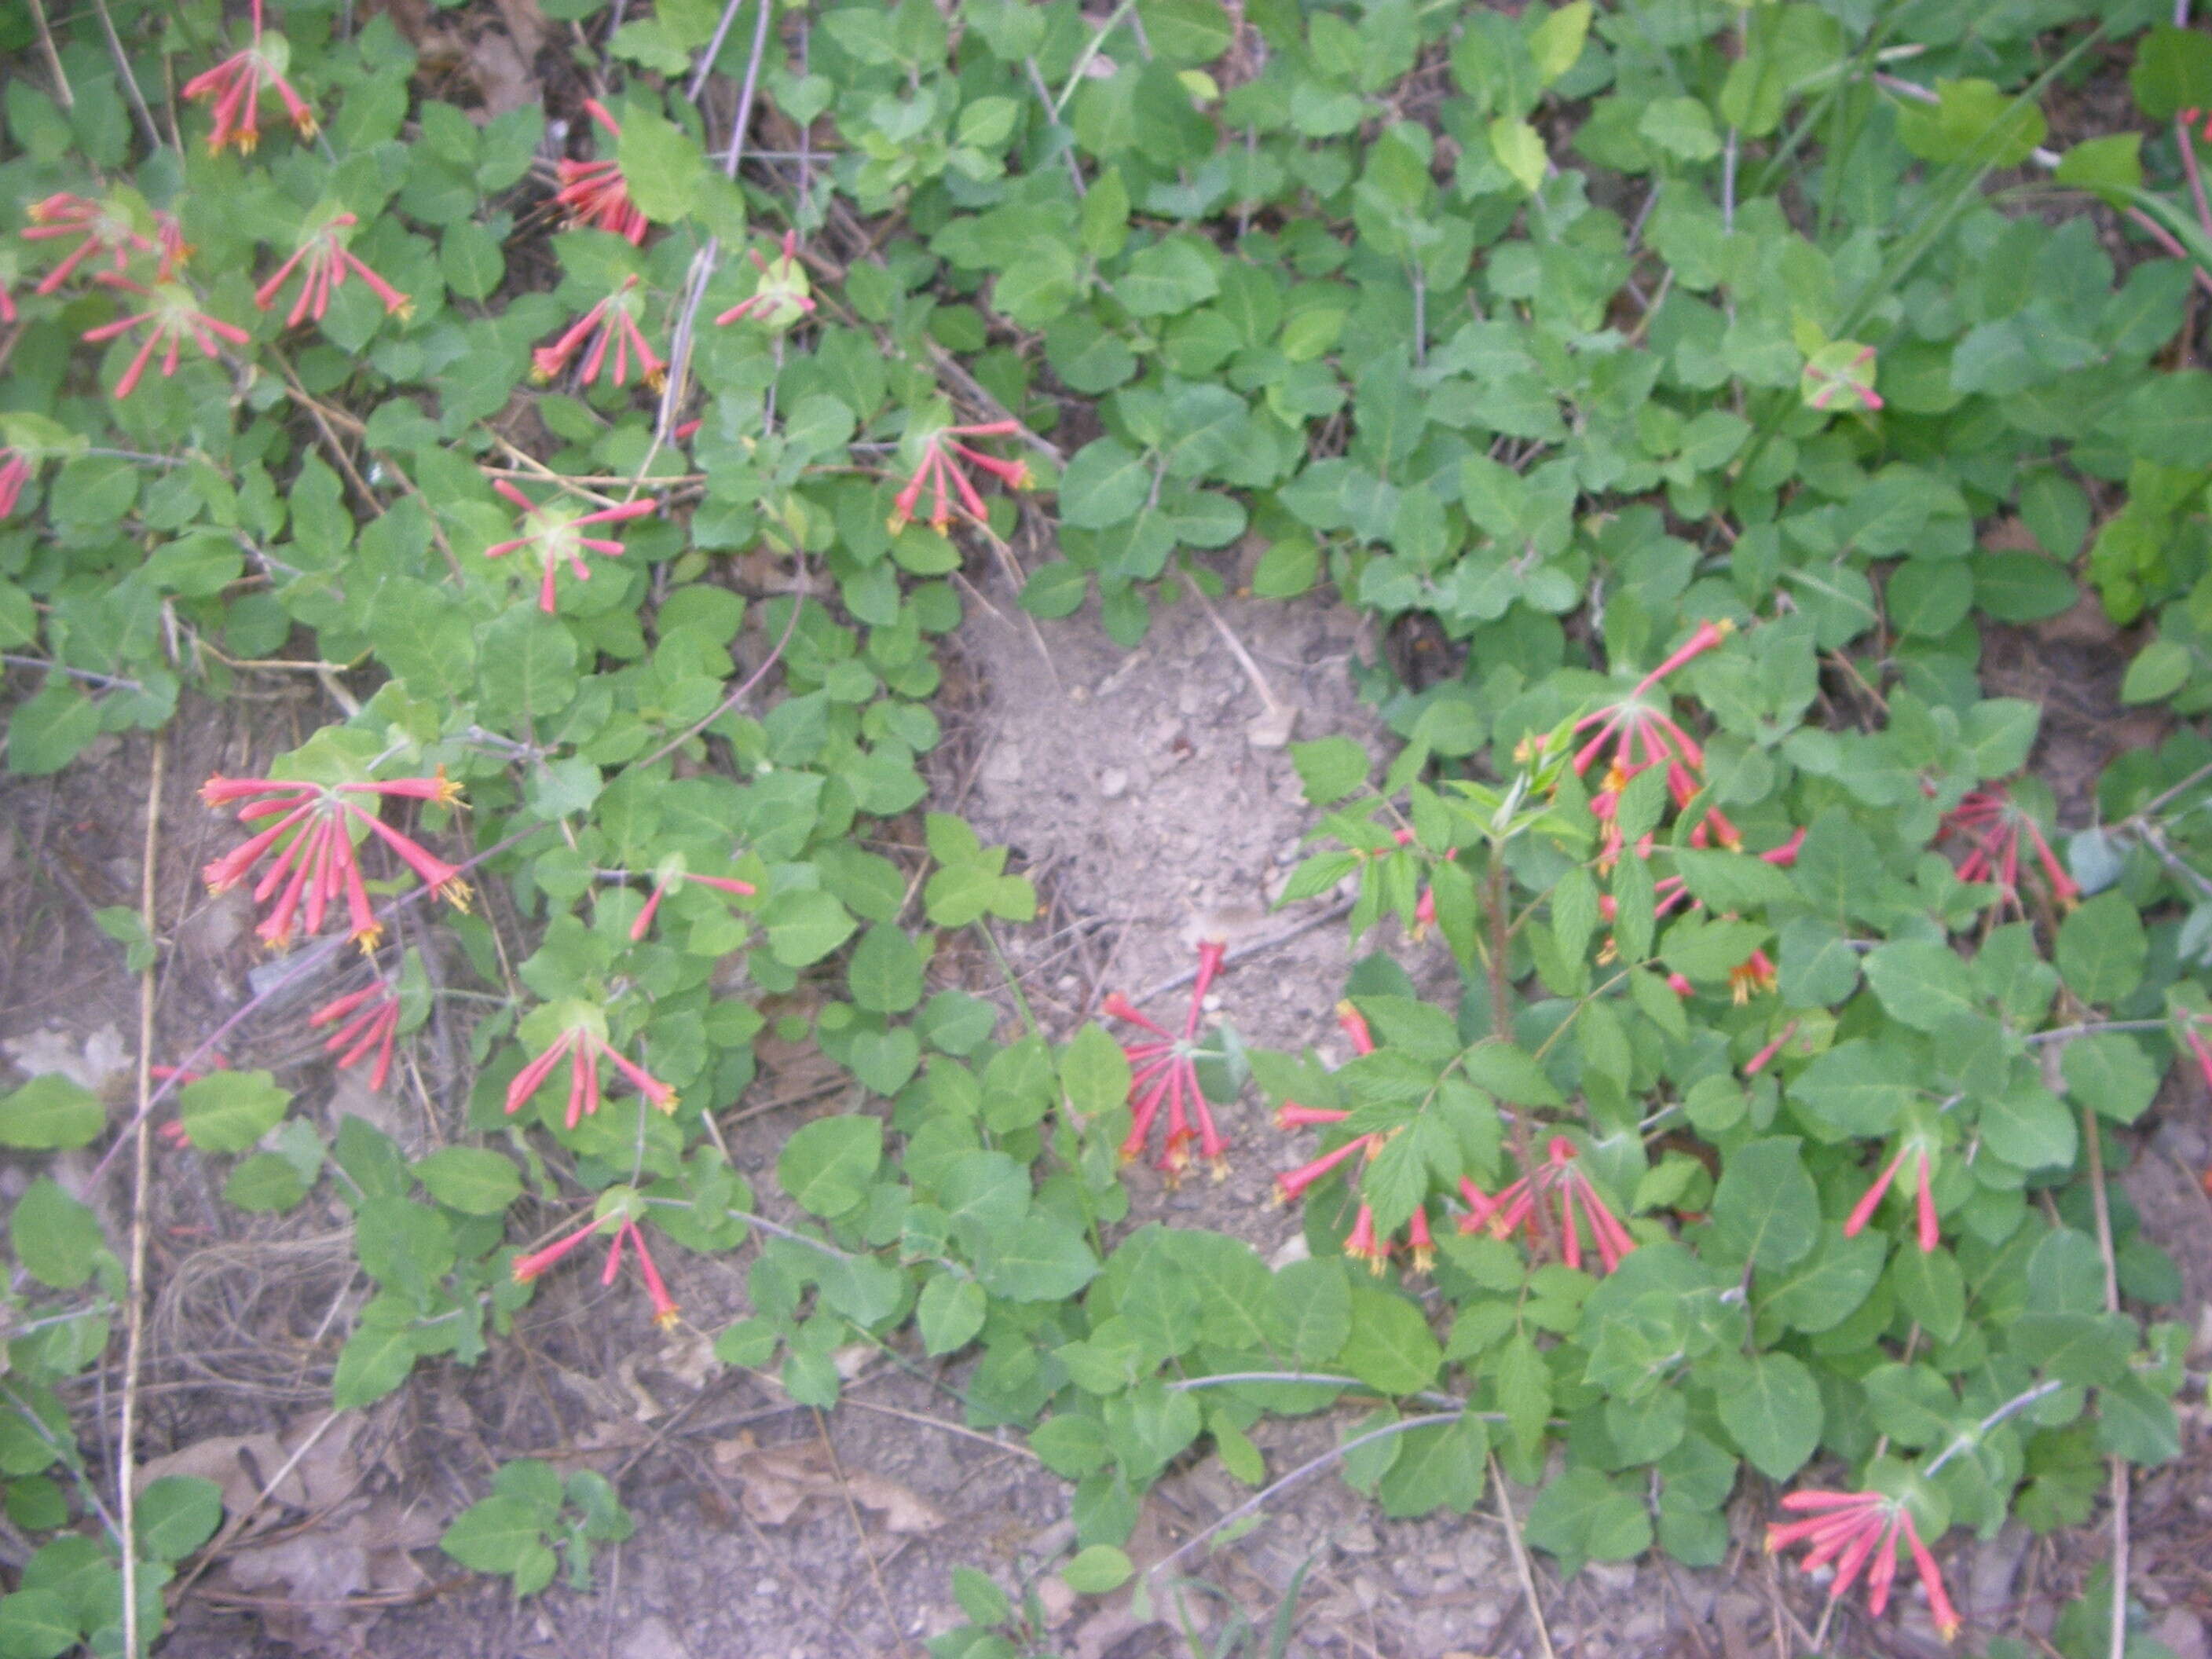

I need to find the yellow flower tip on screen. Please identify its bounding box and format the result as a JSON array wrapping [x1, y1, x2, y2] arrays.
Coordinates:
[[441, 878, 475, 914], [394, 298, 416, 323], [294, 113, 319, 139], [645, 368, 668, 393], [353, 925, 385, 955], [1362, 1252, 1390, 1276], [431, 766, 464, 808], [1712, 617, 1735, 638], [657, 1092, 681, 1117], [653, 1306, 683, 1330], [886, 514, 909, 535], [1410, 1247, 1436, 1274], [1208, 1157, 1230, 1183]]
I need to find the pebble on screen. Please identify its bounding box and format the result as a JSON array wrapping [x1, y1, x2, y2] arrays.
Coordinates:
[[1099, 767, 1129, 800]]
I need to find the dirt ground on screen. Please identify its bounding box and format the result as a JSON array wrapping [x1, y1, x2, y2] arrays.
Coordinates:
[[5, 549, 2212, 1659]]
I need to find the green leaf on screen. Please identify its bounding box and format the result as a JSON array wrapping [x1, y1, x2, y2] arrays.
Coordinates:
[[1376, 1414, 1489, 1518], [1524, 1468, 1651, 1568], [777, 1116, 882, 1218], [1057, 439, 1153, 529], [1285, 736, 1368, 806], [2054, 892, 2147, 1005], [760, 888, 858, 967], [952, 1566, 1010, 1627], [974, 1217, 1099, 1301], [178, 1071, 290, 1154], [1862, 940, 1980, 1034], [223, 1154, 309, 1214], [1894, 78, 2045, 168], [2121, 639, 2191, 705], [1060, 1023, 1131, 1119], [1137, 0, 1230, 65], [441, 220, 505, 300], [1979, 1082, 2078, 1173], [0, 1588, 78, 1659], [331, 1305, 419, 1409], [0, 1075, 105, 1151], [1273, 1256, 1353, 1364], [614, 105, 705, 223], [9, 1179, 103, 1291], [442, 1495, 555, 1585], [1758, 1225, 1885, 1334], [413, 1148, 523, 1216], [1061, 1544, 1134, 1594], [134, 1477, 222, 1562], [1715, 1351, 1822, 1481], [1528, 2, 1591, 85], [2130, 24, 2212, 121], [2060, 1035, 2160, 1125], [1708, 1137, 1818, 1270], [1117, 237, 1219, 316], [2053, 134, 2143, 207], [847, 925, 925, 1014], [1341, 1287, 1441, 1395], [1639, 97, 1722, 161], [916, 1274, 987, 1357], [1489, 117, 1547, 194]]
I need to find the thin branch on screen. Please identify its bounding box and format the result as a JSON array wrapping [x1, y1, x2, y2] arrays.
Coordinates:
[[117, 732, 165, 1659], [1491, 1452, 1558, 1659]]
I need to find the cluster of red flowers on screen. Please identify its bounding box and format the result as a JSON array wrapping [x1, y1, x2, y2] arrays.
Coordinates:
[[1598, 827, 1801, 1004], [309, 979, 403, 1091], [887, 420, 1031, 534], [1767, 1487, 1961, 1642], [200, 770, 471, 951], [555, 101, 650, 245], [485, 479, 657, 613], [1101, 939, 1232, 1181], [1273, 1003, 1437, 1273], [181, 0, 317, 154], [255, 212, 412, 326], [1567, 619, 1739, 865], [1936, 786, 2078, 915], [532, 276, 666, 391], [512, 1214, 679, 1328], [1459, 1135, 1639, 1274], [504, 1019, 678, 1130]]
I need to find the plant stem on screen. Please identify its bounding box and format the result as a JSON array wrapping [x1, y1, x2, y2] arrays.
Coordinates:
[[1487, 851, 1548, 1252]]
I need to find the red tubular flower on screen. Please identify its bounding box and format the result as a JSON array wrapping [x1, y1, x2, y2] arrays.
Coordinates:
[[82, 275, 251, 399], [886, 419, 1031, 534], [485, 479, 657, 613], [1937, 786, 2077, 915], [511, 1216, 606, 1284], [628, 869, 757, 941], [21, 193, 156, 293], [180, 0, 317, 153], [621, 1221, 681, 1328], [716, 230, 817, 329], [1101, 938, 1230, 1180], [1767, 1488, 1961, 1643], [200, 770, 470, 950], [555, 100, 649, 244], [1743, 1020, 1800, 1078], [1271, 1002, 1442, 1274], [504, 1023, 678, 1129], [0, 449, 29, 518], [1569, 621, 1737, 861], [1844, 1141, 1941, 1254], [309, 980, 402, 1090], [1459, 1135, 1638, 1274], [255, 213, 412, 326], [533, 276, 665, 391]]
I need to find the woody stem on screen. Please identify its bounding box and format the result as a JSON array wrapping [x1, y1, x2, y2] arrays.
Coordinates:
[[1486, 848, 1549, 1254]]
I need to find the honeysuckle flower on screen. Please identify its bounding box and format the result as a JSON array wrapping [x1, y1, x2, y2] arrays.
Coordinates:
[[605, 1220, 680, 1328], [886, 419, 1031, 534], [1101, 937, 1230, 1180], [1800, 342, 1883, 413], [512, 1214, 680, 1327], [1272, 1003, 1441, 1275], [1767, 1487, 1961, 1643], [181, 0, 317, 153], [82, 275, 251, 400], [715, 231, 816, 329], [309, 979, 401, 1090], [1844, 1136, 1942, 1254], [1937, 786, 2077, 914], [1727, 947, 1778, 1004], [200, 770, 471, 950], [21, 193, 156, 293], [1743, 1020, 1800, 1077], [0, 449, 29, 518], [1569, 620, 1737, 862], [485, 479, 657, 613], [555, 100, 650, 245], [1459, 1135, 1639, 1274], [255, 212, 412, 325], [504, 1019, 677, 1130], [532, 276, 665, 390], [627, 864, 757, 941]]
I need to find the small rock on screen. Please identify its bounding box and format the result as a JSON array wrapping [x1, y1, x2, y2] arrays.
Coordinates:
[[2158, 1609, 2211, 1659], [982, 745, 1023, 786], [1037, 1575, 1077, 1629], [1247, 704, 1299, 749], [1098, 767, 1129, 800], [618, 1615, 691, 1659], [1582, 1560, 1637, 1597]]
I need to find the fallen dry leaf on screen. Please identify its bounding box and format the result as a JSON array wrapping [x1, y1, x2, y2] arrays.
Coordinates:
[[710, 1434, 943, 1535], [134, 1412, 367, 1531]]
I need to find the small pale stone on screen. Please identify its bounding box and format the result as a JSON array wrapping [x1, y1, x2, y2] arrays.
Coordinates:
[[1098, 767, 1129, 800]]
